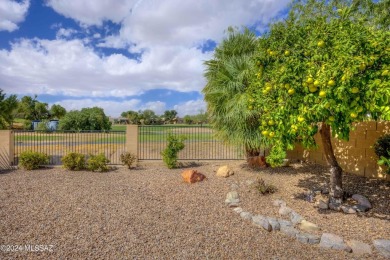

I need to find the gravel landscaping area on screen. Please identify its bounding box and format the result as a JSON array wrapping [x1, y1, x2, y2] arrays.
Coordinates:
[[0, 161, 389, 259]]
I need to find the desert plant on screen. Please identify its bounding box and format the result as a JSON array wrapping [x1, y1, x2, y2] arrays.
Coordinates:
[[19, 150, 49, 170], [374, 134, 390, 174], [120, 152, 137, 169], [87, 153, 110, 172], [161, 133, 186, 169], [253, 177, 277, 195], [62, 152, 86, 171]]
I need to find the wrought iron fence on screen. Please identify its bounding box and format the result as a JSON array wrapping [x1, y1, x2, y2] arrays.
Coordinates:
[[13, 130, 126, 165], [137, 125, 245, 160]]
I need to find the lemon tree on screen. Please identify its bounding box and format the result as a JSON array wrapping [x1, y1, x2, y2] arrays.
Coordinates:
[[248, 0, 390, 203]]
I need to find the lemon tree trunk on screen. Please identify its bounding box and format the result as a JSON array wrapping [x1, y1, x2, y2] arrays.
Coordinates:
[[319, 122, 343, 204]]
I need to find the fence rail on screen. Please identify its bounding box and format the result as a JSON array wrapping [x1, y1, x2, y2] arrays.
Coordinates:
[[13, 130, 126, 165], [11, 126, 245, 166], [137, 125, 245, 160]]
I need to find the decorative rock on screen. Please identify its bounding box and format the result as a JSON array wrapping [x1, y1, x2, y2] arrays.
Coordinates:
[[347, 240, 372, 256], [373, 239, 390, 258], [181, 170, 206, 183], [252, 215, 272, 232], [352, 194, 372, 209], [341, 205, 357, 214], [299, 220, 320, 232], [228, 202, 240, 208], [278, 219, 293, 228], [280, 226, 300, 238], [279, 205, 293, 216], [296, 233, 321, 244], [329, 202, 342, 211], [267, 217, 281, 231], [233, 207, 243, 214], [216, 165, 234, 177], [319, 233, 352, 253], [226, 191, 239, 200], [290, 211, 304, 224], [352, 204, 369, 212], [247, 155, 267, 168], [273, 199, 286, 207], [321, 187, 329, 195], [318, 200, 329, 210], [305, 191, 316, 203], [240, 211, 252, 220]]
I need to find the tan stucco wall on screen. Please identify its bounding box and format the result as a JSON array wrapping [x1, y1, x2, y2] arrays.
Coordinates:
[[287, 121, 390, 181], [0, 130, 14, 169], [126, 125, 138, 159]]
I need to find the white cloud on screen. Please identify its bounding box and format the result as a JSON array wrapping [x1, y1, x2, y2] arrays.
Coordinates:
[[46, 0, 135, 26], [174, 99, 206, 117], [56, 28, 77, 39], [0, 0, 30, 32], [140, 101, 166, 115]]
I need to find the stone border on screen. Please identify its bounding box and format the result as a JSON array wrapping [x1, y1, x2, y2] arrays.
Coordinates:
[[225, 189, 389, 258]]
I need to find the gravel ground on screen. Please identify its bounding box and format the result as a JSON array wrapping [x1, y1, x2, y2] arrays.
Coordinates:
[[0, 161, 389, 259]]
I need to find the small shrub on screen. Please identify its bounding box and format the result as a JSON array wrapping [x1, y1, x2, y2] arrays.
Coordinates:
[[266, 145, 286, 167], [253, 177, 277, 195], [374, 134, 390, 174], [36, 120, 50, 132], [120, 152, 137, 169], [23, 120, 32, 130], [87, 153, 110, 172], [62, 152, 86, 171], [19, 150, 49, 170], [161, 133, 186, 169]]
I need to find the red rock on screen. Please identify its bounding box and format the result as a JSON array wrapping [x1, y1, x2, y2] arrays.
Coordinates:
[[247, 156, 268, 168], [181, 170, 206, 183]]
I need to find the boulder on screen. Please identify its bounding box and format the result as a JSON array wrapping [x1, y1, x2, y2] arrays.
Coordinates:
[[373, 239, 390, 258], [296, 233, 321, 244], [329, 202, 342, 211], [352, 194, 372, 209], [240, 211, 252, 220], [290, 211, 304, 224], [233, 207, 243, 214], [352, 204, 369, 212], [319, 233, 352, 253], [273, 199, 286, 207], [279, 205, 293, 216], [278, 219, 293, 228], [341, 205, 356, 214], [347, 240, 372, 256], [216, 165, 234, 178], [318, 200, 329, 210], [252, 215, 272, 232], [181, 170, 206, 183], [247, 156, 267, 168], [267, 217, 281, 231], [299, 220, 320, 232], [280, 226, 300, 238]]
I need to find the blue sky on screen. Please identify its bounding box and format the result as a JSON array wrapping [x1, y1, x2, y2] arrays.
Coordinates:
[[0, 0, 289, 117]]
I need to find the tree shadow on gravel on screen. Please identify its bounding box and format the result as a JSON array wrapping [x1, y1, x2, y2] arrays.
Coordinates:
[[291, 164, 390, 220]]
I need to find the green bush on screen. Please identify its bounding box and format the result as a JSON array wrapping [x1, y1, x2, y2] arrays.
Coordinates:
[[265, 145, 286, 167], [87, 153, 110, 172], [161, 133, 186, 169], [253, 177, 277, 195], [19, 150, 49, 170], [374, 134, 390, 174], [62, 152, 86, 171], [120, 152, 137, 169], [36, 120, 50, 132]]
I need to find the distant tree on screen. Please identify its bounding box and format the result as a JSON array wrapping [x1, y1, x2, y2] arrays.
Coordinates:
[[121, 110, 140, 124], [59, 107, 111, 131], [163, 110, 178, 123], [50, 104, 66, 119], [139, 109, 157, 125], [0, 89, 18, 129], [183, 115, 193, 124], [17, 95, 49, 120]]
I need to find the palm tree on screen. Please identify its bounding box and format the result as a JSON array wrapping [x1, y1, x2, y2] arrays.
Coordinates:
[[203, 27, 264, 159]]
